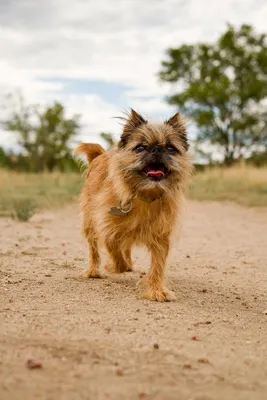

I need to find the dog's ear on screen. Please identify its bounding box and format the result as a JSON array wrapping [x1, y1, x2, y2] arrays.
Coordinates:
[[119, 109, 147, 148], [165, 112, 189, 151]]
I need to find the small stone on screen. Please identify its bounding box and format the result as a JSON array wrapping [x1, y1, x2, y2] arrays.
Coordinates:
[[138, 393, 148, 400], [263, 310, 267, 315], [198, 357, 210, 364], [116, 368, 124, 376], [26, 358, 43, 369], [153, 343, 159, 349], [192, 321, 211, 326], [183, 363, 192, 369]]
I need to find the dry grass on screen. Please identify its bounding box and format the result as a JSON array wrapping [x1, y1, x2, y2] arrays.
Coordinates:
[[190, 166, 267, 207], [0, 170, 82, 217], [0, 165, 266, 219]]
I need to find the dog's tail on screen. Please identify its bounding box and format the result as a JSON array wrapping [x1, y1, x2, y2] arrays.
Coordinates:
[[74, 143, 105, 164]]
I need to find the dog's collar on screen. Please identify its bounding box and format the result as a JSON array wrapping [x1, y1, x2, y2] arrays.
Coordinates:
[[108, 201, 132, 216], [139, 194, 164, 203], [108, 194, 164, 216]]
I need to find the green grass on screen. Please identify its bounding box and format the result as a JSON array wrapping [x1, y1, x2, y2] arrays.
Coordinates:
[[0, 165, 266, 219]]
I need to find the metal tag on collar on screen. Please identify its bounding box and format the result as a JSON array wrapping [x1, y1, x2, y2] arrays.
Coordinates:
[[108, 201, 132, 216]]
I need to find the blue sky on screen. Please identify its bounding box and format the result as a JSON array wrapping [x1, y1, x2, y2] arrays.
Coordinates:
[[40, 78, 134, 107], [0, 0, 266, 149]]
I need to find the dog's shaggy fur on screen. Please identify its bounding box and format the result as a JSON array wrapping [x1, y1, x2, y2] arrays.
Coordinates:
[[75, 110, 192, 301]]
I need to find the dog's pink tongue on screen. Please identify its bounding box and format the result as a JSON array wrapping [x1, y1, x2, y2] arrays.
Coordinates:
[[146, 170, 164, 177]]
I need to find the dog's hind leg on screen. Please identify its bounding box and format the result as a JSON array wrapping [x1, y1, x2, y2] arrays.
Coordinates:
[[124, 247, 133, 272], [84, 226, 102, 278], [104, 239, 131, 274]]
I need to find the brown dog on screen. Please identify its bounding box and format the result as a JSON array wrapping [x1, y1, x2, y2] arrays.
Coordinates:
[[75, 110, 192, 301]]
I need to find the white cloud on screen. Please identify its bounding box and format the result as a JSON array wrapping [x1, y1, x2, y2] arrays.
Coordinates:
[[0, 0, 266, 148]]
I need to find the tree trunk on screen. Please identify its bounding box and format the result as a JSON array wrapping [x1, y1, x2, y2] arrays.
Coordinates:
[[224, 151, 235, 166]]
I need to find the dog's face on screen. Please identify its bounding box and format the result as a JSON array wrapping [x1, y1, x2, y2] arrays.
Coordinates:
[[114, 109, 191, 196]]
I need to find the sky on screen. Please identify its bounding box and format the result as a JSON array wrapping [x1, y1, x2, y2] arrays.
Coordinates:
[[0, 0, 266, 149]]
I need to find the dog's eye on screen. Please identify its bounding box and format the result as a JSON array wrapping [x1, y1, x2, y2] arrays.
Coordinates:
[[134, 145, 146, 153], [166, 145, 177, 154]]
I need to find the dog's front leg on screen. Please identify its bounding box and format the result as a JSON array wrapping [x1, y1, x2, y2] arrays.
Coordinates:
[[138, 236, 176, 302]]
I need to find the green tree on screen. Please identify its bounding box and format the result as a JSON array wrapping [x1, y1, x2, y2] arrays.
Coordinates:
[[159, 24, 267, 164], [100, 132, 115, 149], [0, 147, 10, 168], [4, 97, 80, 172]]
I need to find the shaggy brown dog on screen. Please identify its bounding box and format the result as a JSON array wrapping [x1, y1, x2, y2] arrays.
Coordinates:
[[75, 110, 192, 301]]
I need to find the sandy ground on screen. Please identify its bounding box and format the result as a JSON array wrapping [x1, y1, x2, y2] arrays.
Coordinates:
[[0, 200, 267, 400]]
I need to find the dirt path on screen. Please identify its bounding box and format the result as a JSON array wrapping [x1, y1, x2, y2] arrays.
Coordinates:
[[0, 201, 267, 400]]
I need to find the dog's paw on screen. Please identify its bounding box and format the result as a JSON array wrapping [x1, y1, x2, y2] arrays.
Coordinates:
[[141, 288, 176, 302], [104, 262, 130, 274], [104, 262, 117, 274], [83, 269, 103, 279], [137, 277, 176, 302]]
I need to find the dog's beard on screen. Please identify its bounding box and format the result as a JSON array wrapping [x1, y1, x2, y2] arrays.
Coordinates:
[[116, 153, 185, 197]]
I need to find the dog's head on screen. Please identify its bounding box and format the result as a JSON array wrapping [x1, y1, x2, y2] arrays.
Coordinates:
[[114, 109, 191, 197]]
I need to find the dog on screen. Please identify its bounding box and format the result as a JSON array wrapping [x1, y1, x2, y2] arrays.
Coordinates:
[[74, 109, 192, 301]]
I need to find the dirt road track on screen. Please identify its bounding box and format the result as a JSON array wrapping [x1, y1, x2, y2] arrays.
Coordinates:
[[0, 201, 267, 400]]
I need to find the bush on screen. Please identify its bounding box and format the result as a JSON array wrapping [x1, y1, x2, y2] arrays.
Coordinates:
[[12, 198, 36, 221]]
